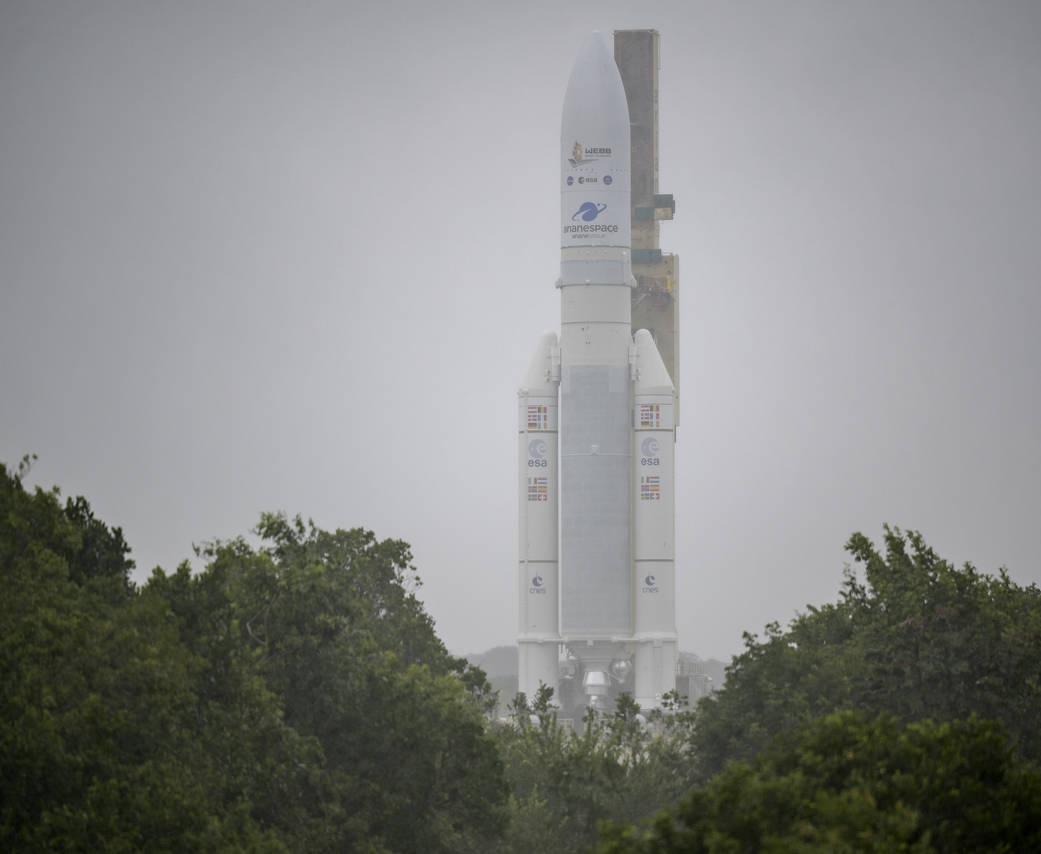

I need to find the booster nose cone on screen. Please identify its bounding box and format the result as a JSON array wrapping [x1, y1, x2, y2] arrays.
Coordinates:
[[561, 32, 631, 250]]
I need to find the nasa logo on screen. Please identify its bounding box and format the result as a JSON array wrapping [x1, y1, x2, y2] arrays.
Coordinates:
[[572, 202, 607, 222], [603, 174, 613, 185], [566, 176, 574, 186]]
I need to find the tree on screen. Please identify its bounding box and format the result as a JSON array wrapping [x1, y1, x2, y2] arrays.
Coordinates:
[[494, 687, 698, 854], [0, 456, 134, 598], [0, 460, 283, 851], [598, 712, 1041, 853], [692, 526, 1041, 778], [164, 512, 508, 852], [1, 462, 507, 852]]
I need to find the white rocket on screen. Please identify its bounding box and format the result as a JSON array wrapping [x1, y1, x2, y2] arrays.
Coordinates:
[[518, 31, 677, 713]]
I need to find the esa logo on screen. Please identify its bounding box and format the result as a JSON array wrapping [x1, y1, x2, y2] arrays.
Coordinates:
[[529, 575, 547, 595], [641, 574, 659, 594], [528, 438, 549, 468], [640, 436, 661, 466]]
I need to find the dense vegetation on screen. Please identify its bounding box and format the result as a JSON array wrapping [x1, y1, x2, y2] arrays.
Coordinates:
[[691, 525, 1041, 779], [0, 458, 504, 852], [599, 525, 1041, 851], [4, 458, 1040, 852], [598, 712, 1041, 853], [493, 688, 698, 854]]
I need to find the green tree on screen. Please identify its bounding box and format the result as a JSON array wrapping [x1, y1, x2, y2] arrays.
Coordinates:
[[0, 460, 283, 851], [0, 456, 134, 598], [143, 558, 333, 851], [2, 462, 507, 852], [495, 687, 698, 854], [692, 526, 1041, 778], [598, 712, 1041, 853], [170, 512, 508, 852]]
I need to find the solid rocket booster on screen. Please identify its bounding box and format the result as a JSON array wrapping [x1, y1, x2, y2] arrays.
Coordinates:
[[518, 331, 560, 695], [632, 328, 677, 706], [518, 31, 677, 712]]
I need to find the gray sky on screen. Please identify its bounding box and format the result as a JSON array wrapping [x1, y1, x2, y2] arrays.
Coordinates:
[[2, 1, 1039, 661]]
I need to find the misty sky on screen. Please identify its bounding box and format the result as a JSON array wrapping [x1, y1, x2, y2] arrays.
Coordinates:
[[2, 1, 1039, 661]]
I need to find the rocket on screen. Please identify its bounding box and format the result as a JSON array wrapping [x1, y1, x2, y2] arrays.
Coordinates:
[[518, 31, 677, 713]]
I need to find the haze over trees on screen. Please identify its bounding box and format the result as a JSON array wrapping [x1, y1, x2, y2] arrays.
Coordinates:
[[4, 458, 1040, 852]]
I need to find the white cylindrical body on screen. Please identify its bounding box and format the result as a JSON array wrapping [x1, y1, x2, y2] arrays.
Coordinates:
[[632, 328, 677, 707], [558, 32, 635, 642], [559, 274, 632, 638], [518, 332, 560, 699]]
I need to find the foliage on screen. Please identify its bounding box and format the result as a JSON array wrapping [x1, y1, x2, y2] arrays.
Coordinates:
[[0, 462, 506, 852], [0, 455, 134, 599], [171, 513, 508, 852], [0, 459, 280, 850], [494, 686, 698, 854], [14, 458, 1040, 854], [692, 526, 1041, 778], [597, 711, 1041, 853]]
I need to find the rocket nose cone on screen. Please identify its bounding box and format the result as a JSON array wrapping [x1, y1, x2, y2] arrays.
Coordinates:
[[576, 30, 611, 69], [565, 31, 625, 102], [562, 31, 630, 135], [560, 30, 631, 251]]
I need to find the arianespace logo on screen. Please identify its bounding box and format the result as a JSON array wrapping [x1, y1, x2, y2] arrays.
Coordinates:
[[568, 141, 612, 166], [530, 575, 547, 595], [563, 201, 619, 236], [641, 437, 660, 457], [642, 574, 659, 594], [572, 202, 607, 222]]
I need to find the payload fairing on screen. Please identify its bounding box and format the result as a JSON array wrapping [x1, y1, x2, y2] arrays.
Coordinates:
[[518, 31, 677, 713]]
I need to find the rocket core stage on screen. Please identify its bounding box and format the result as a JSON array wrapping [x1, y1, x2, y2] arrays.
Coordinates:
[[518, 32, 677, 714]]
